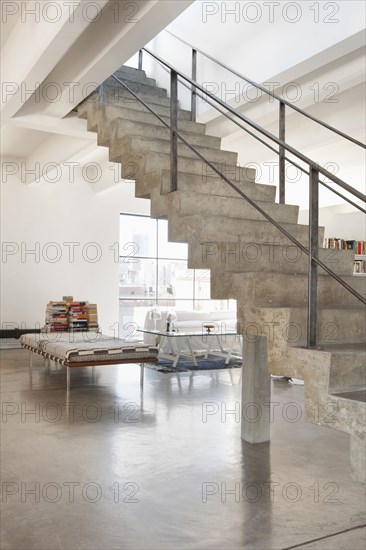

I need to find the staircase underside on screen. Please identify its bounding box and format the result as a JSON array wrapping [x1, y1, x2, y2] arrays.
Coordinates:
[[78, 65, 366, 483]]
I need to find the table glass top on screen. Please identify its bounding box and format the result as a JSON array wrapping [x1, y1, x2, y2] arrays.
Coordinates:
[[138, 328, 238, 337]]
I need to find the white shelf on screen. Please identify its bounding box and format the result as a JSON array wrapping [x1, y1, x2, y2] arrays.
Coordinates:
[[353, 273, 366, 276], [354, 254, 366, 259]]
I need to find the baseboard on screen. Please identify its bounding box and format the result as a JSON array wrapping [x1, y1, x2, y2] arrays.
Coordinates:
[[0, 328, 41, 339]]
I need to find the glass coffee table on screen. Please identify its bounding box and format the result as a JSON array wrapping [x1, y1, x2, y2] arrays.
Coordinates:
[[138, 328, 241, 369]]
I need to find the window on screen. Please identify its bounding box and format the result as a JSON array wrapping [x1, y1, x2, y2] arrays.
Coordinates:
[[119, 213, 235, 337]]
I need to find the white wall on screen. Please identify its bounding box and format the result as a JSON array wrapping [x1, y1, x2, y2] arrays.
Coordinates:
[[298, 204, 366, 240], [0, 169, 149, 333]]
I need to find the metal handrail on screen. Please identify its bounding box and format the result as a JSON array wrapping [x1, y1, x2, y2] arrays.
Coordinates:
[[143, 47, 366, 205], [110, 73, 366, 308], [165, 30, 366, 150], [150, 54, 366, 215]]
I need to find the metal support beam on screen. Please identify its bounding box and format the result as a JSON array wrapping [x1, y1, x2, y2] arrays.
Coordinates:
[[279, 101, 286, 204], [308, 167, 319, 347], [140, 365, 144, 387], [138, 50, 143, 71], [191, 49, 197, 122], [170, 70, 178, 192], [29, 351, 33, 387], [67, 367, 71, 392]]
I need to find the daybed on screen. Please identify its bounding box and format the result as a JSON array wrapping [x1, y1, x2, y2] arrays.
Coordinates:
[[20, 332, 158, 390]]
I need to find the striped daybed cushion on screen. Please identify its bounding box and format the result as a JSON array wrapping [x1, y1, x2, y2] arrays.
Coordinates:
[[20, 332, 159, 365]]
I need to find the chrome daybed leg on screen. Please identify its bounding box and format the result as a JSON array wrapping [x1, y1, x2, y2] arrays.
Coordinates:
[[66, 367, 70, 391], [140, 364, 144, 388], [29, 350, 33, 386]]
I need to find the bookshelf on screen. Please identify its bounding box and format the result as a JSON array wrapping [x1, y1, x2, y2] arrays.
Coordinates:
[[354, 255, 366, 276], [44, 297, 99, 332], [324, 239, 366, 276]]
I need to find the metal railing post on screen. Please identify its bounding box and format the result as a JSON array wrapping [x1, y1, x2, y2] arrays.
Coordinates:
[[138, 50, 143, 70], [191, 49, 197, 122], [279, 101, 286, 204], [170, 70, 178, 192], [308, 167, 319, 347]]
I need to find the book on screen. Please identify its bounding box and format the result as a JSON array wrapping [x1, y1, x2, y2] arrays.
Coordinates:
[[44, 298, 99, 332]]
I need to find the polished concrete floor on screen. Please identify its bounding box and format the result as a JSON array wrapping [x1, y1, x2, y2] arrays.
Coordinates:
[[1, 348, 365, 550]]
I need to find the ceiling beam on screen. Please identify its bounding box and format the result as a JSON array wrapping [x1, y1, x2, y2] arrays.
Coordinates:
[[10, 0, 193, 120], [7, 112, 95, 140], [0, 0, 104, 127]]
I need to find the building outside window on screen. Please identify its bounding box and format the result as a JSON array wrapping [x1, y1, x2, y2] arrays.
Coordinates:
[[119, 213, 236, 337]]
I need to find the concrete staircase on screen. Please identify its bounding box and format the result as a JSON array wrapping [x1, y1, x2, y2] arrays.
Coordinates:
[[78, 65, 366, 482]]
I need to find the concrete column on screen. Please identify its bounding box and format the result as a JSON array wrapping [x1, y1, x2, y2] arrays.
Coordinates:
[[241, 336, 271, 443], [350, 433, 365, 484]]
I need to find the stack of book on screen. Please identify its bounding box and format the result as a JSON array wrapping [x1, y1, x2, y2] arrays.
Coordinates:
[[45, 301, 69, 332], [68, 301, 88, 332], [85, 304, 99, 331], [324, 239, 366, 254], [323, 238, 346, 250], [44, 298, 100, 331]]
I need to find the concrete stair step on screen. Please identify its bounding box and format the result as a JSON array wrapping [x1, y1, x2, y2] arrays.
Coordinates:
[[82, 87, 177, 111], [79, 103, 214, 151], [86, 109, 111, 144], [92, 102, 204, 137], [190, 243, 354, 276], [237, 305, 366, 345], [101, 89, 175, 109], [291, 306, 365, 345], [210, 272, 366, 306], [102, 76, 168, 99], [107, 117, 219, 149], [114, 146, 252, 183], [77, 101, 91, 120], [160, 190, 299, 225], [331, 388, 366, 401], [101, 101, 192, 123], [168, 214, 325, 248], [136, 170, 274, 201], [113, 65, 148, 78], [113, 111, 207, 135], [323, 343, 366, 394], [113, 66, 157, 87], [114, 133, 238, 165], [77, 100, 107, 134]]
